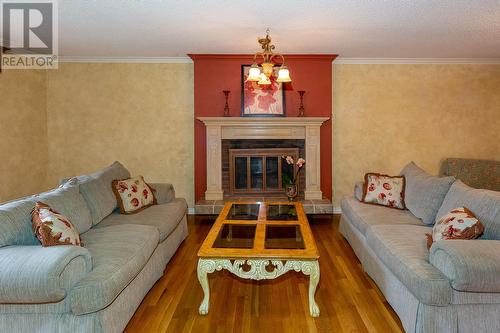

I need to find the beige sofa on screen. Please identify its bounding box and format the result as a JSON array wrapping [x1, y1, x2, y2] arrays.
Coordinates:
[[0, 162, 188, 333]]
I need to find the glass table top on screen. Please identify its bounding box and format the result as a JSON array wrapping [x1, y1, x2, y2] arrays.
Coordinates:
[[199, 201, 318, 259], [266, 204, 298, 221], [264, 225, 305, 249], [213, 224, 256, 249], [226, 204, 260, 220]]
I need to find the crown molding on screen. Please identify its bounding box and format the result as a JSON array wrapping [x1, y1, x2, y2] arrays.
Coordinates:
[[57, 56, 500, 65], [58, 56, 193, 63], [188, 54, 338, 61], [334, 57, 500, 64]]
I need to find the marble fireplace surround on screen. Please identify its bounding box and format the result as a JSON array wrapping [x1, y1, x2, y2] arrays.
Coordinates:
[[198, 117, 329, 201]]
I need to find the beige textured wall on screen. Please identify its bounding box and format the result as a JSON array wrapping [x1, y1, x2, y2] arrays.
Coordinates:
[[46, 63, 195, 205], [0, 70, 48, 202], [3, 63, 498, 209], [333, 64, 500, 206]]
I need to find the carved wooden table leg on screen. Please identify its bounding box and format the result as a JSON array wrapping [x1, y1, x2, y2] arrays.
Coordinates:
[[303, 260, 320, 317], [197, 259, 216, 315]]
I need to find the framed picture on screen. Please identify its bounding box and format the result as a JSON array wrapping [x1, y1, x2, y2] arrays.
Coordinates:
[[241, 65, 285, 117]]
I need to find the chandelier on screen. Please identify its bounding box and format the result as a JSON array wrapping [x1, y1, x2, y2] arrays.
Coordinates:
[[246, 29, 292, 85]]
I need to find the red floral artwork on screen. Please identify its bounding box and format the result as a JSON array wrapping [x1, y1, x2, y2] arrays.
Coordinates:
[[242, 66, 284, 115], [143, 189, 149, 199], [130, 198, 139, 207]]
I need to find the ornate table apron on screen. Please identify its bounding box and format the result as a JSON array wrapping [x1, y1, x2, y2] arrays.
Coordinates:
[[197, 258, 320, 317]]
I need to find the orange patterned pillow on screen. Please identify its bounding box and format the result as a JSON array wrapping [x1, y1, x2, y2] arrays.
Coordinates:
[[362, 173, 406, 209], [426, 207, 484, 249], [31, 202, 83, 247], [112, 176, 157, 214]]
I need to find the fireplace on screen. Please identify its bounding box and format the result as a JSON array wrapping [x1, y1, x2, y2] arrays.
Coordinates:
[[223, 140, 305, 196], [198, 117, 328, 201]]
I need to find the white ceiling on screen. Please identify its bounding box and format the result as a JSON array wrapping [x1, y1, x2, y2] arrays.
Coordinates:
[[58, 0, 500, 59]]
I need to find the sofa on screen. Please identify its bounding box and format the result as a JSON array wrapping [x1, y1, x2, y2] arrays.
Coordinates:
[[339, 158, 500, 333], [0, 162, 188, 333]]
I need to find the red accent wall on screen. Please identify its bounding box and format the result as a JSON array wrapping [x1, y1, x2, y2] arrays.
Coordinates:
[[190, 54, 337, 202]]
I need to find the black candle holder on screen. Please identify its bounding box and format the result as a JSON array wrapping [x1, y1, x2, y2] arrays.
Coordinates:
[[298, 90, 306, 117], [223, 90, 230, 117]]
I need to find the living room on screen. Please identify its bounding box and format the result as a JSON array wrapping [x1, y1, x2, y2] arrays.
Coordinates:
[[0, 1, 499, 332]]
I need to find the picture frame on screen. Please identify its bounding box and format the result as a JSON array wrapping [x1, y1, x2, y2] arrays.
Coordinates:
[[241, 65, 286, 117]]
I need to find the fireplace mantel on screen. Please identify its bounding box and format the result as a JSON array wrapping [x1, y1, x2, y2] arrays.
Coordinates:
[[198, 117, 329, 200]]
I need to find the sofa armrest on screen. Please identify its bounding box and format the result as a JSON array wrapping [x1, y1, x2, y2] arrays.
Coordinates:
[[0, 245, 92, 303], [354, 181, 364, 201], [150, 183, 176, 204], [429, 240, 500, 293]]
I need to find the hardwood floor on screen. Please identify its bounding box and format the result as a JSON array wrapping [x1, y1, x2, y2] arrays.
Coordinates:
[[124, 215, 404, 333]]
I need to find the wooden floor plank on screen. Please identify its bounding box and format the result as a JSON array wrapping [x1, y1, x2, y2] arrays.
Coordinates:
[[124, 215, 404, 333]]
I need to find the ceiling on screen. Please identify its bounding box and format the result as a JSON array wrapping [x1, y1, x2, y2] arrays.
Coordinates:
[[57, 0, 500, 59]]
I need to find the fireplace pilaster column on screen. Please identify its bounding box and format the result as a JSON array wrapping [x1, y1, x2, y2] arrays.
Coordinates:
[[304, 125, 323, 200], [205, 125, 224, 200]]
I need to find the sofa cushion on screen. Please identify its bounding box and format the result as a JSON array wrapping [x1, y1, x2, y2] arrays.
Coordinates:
[[366, 224, 452, 305], [149, 183, 176, 204], [36, 178, 93, 234], [0, 199, 40, 247], [0, 180, 92, 247], [72, 161, 131, 225], [354, 181, 364, 201], [400, 162, 455, 225], [341, 197, 423, 236], [436, 180, 500, 240], [96, 198, 187, 242], [70, 224, 159, 315]]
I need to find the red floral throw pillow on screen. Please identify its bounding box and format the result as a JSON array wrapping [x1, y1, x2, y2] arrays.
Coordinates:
[[112, 176, 157, 214], [31, 202, 83, 247], [426, 207, 484, 249], [362, 173, 406, 209]]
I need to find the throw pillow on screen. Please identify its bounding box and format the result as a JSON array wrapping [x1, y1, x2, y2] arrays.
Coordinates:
[[400, 162, 455, 225], [426, 207, 484, 249], [362, 173, 406, 209], [112, 176, 157, 214], [31, 201, 83, 247]]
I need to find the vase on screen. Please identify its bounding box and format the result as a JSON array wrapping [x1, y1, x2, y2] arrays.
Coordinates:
[[285, 184, 298, 202]]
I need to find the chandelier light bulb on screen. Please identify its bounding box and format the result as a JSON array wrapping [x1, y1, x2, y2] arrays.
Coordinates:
[[258, 73, 271, 85], [247, 64, 261, 82], [277, 65, 292, 83]]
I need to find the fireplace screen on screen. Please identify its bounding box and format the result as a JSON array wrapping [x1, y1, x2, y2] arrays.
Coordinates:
[[229, 148, 299, 194]]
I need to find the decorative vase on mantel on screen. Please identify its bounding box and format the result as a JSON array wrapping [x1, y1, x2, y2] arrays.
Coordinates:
[[285, 184, 298, 202]]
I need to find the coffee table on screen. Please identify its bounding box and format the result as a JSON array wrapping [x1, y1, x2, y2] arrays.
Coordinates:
[[197, 201, 320, 317]]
